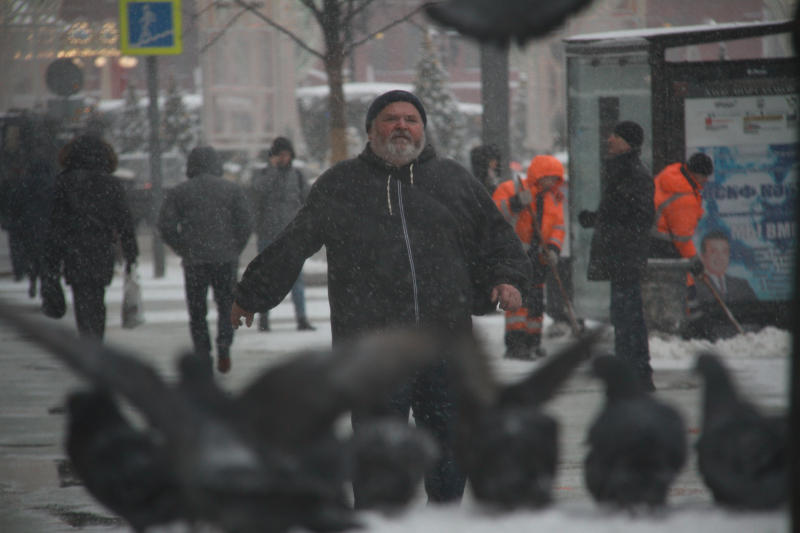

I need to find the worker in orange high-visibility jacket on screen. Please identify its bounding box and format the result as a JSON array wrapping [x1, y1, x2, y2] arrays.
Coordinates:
[[493, 154, 565, 359], [650, 152, 713, 318]]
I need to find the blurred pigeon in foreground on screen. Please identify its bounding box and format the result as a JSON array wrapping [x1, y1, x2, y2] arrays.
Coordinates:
[[65, 389, 185, 532], [584, 355, 687, 508], [348, 418, 440, 511], [694, 352, 788, 509], [456, 326, 605, 508], [0, 302, 449, 531], [425, 0, 595, 45]]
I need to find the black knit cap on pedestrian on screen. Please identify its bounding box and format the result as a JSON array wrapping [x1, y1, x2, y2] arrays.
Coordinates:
[[687, 152, 713, 175], [365, 90, 427, 132], [613, 120, 644, 149], [186, 146, 223, 178], [269, 136, 295, 158]]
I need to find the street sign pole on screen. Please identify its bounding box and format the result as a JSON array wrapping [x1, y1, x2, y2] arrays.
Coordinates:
[[146, 56, 165, 278], [119, 0, 182, 278]]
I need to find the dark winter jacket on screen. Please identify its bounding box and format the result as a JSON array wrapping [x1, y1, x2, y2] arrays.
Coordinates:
[[0, 154, 57, 276], [157, 173, 252, 265], [586, 150, 654, 282], [250, 164, 310, 242], [234, 143, 531, 343], [46, 169, 138, 286]]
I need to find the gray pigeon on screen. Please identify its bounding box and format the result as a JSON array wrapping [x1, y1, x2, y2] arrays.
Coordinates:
[[0, 302, 456, 529], [65, 388, 186, 532], [348, 418, 440, 511], [584, 355, 687, 508], [694, 352, 788, 509], [455, 326, 605, 508]]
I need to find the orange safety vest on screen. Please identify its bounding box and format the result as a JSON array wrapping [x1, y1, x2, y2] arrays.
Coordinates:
[[651, 162, 705, 284], [492, 172, 565, 254]]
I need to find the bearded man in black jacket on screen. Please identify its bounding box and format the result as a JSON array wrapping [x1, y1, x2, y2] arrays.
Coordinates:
[[578, 121, 656, 392], [231, 90, 531, 506]]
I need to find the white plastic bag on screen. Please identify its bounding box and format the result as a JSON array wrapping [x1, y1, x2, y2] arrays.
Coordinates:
[[121, 265, 145, 328]]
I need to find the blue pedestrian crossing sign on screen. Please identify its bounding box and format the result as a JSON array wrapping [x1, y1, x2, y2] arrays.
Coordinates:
[[119, 0, 182, 55]]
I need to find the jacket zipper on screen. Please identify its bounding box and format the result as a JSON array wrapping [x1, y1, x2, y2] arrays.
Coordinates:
[[395, 177, 420, 325]]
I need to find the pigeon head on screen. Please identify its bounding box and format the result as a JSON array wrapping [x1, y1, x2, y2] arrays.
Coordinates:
[[694, 352, 741, 419]]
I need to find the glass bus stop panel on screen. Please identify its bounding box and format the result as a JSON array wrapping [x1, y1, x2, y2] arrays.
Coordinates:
[[566, 52, 651, 321]]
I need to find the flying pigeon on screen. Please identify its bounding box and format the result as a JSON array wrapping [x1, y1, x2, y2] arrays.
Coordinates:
[[425, 0, 595, 45]]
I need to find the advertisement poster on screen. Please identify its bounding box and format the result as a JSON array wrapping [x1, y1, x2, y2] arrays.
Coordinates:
[[685, 94, 797, 302]]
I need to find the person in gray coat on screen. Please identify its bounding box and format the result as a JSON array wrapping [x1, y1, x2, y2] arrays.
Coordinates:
[[250, 137, 315, 331], [157, 146, 251, 374]]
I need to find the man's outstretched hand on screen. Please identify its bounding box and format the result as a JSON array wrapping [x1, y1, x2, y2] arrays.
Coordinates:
[[231, 302, 254, 330], [491, 283, 522, 312]]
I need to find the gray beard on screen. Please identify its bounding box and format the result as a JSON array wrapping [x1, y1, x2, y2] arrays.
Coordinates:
[[373, 131, 425, 167]]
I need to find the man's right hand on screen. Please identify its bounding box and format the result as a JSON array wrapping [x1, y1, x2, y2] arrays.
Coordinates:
[[231, 301, 254, 330]]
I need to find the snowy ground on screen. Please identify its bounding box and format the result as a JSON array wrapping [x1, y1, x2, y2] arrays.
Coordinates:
[[0, 253, 792, 532]]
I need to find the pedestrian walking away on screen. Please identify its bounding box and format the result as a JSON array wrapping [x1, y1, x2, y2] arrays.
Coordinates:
[[578, 120, 655, 392], [493, 154, 565, 359], [0, 116, 59, 299], [44, 134, 139, 340], [158, 146, 252, 374], [230, 89, 531, 507], [249, 137, 315, 332]]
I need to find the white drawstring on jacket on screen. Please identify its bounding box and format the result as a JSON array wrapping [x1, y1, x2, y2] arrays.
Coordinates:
[[385, 163, 414, 216]]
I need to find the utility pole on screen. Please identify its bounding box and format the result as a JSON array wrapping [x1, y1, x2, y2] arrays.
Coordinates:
[[146, 56, 165, 278], [480, 42, 511, 181]]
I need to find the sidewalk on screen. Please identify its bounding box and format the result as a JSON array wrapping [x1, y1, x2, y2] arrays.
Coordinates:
[[0, 225, 329, 285]]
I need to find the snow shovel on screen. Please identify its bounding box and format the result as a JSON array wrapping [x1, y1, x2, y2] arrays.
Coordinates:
[[529, 210, 584, 337], [700, 273, 744, 335]]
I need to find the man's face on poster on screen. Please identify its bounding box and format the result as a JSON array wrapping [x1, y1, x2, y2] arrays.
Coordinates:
[[702, 238, 730, 277]]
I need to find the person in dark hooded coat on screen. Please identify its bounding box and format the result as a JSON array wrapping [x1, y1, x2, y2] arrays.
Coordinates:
[[45, 134, 138, 340], [231, 90, 531, 506], [578, 121, 655, 391], [158, 146, 252, 374]]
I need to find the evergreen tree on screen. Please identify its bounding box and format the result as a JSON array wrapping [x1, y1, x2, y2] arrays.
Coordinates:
[[117, 84, 147, 154], [161, 78, 195, 155], [413, 29, 466, 161]]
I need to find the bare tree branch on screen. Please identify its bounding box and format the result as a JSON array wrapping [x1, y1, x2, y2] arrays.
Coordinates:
[[346, 2, 428, 53], [343, 0, 379, 24], [234, 0, 325, 59], [199, 5, 249, 54]]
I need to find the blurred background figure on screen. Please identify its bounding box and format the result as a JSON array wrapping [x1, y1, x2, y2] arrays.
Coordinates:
[[249, 137, 315, 332], [158, 146, 252, 374], [493, 154, 565, 359], [0, 115, 59, 298], [470, 143, 502, 194], [45, 134, 139, 340], [650, 152, 713, 322]]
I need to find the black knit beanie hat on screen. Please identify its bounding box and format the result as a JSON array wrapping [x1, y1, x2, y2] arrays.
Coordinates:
[[365, 90, 427, 132], [186, 146, 222, 178], [613, 120, 644, 149], [687, 152, 713, 175], [269, 136, 295, 158]]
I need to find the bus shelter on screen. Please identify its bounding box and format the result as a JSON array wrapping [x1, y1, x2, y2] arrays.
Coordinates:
[[564, 20, 797, 330]]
